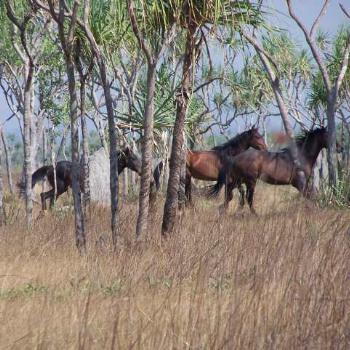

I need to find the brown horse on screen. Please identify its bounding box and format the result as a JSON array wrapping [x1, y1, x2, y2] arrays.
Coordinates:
[[207, 127, 332, 214], [186, 127, 267, 204]]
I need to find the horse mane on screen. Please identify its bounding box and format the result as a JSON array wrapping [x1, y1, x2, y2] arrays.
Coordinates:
[[212, 130, 251, 152], [280, 127, 326, 152], [295, 128, 326, 146]]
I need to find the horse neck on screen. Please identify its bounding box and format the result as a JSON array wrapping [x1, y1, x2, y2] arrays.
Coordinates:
[[298, 137, 324, 167], [227, 138, 249, 156]]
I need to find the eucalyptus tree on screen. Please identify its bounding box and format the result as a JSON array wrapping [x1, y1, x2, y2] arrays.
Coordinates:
[[162, 0, 263, 235], [287, 0, 350, 188], [3, 0, 50, 226]]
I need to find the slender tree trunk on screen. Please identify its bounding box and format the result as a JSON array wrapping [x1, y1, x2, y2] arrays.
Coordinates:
[[98, 60, 119, 247], [50, 124, 57, 206], [66, 57, 86, 252], [123, 168, 128, 200], [136, 63, 157, 237], [42, 127, 46, 194], [57, 125, 69, 159], [1, 130, 14, 194], [326, 91, 338, 187], [162, 26, 197, 235], [80, 79, 90, 210], [23, 61, 34, 226]]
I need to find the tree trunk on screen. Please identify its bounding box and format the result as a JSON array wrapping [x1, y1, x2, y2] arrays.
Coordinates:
[[136, 63, 157, 237], [65, 57, 86, 252], [80, 79, 90, 210], [50, 124, 57, 203], [326, 90, 338, 187], [23, 61, 34, 227], [98, 60, 119, 247], [122, 168, 128, 200], [42, 127, 47, 195], [1, 130, 14, 194], [162, 26, 197, 235]]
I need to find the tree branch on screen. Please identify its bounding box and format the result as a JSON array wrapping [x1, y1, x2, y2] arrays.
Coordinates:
[[340, 3, 350, 19], [286, 0, 332, 93], [310, 0, 329, 37], [127, 0, 153, 65]]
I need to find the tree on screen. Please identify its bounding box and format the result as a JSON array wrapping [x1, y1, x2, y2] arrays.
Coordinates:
[[128, 0, 175, 237], [4, 0, 38, 226], [286, 0, 350, 188], [42, 0, 86, 252], [74, 37, 93, 211]]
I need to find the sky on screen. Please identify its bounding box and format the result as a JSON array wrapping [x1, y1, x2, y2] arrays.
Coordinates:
[[0, 0, 349, 136]]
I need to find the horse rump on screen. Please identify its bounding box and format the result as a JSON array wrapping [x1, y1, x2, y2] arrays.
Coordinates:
[[17, 165, 51, 194]]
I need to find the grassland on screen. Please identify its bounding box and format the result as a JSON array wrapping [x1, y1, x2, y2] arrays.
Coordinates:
[[0, 185, 350, 349]]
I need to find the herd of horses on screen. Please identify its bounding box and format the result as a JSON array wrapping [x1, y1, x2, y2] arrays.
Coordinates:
[[26, 126, 333, 214]]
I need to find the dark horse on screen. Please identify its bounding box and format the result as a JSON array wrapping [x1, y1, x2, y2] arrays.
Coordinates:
[[186, 127, 267, 204], [26, 146, 160, 210], [208, 127, 331, 214]]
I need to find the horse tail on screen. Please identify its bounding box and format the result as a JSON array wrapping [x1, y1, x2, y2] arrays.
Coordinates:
[[206, 168, 226, 198]]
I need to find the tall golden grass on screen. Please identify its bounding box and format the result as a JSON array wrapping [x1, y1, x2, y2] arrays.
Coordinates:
[[0, 185, 350, 349]]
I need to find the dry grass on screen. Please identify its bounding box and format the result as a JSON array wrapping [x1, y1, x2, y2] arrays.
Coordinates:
[[1, 185, 350, 349]]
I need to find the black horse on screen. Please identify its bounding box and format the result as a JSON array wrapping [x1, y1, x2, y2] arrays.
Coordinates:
[[24, 146, 161, 210]]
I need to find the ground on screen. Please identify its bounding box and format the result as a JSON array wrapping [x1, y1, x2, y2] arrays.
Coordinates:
[[0, 184, 350, 349]]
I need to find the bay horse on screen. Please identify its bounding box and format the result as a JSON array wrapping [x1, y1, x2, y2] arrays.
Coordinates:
[[23, 146, 159, 210], [207, 127, 332, 214], [186, 127, 267, 204]]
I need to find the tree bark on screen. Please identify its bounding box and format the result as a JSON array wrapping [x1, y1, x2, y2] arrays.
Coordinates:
[[1, 130, 14, 194], [56, 0, 86, 252], [23, 61, 34, 226], [326, 91, 338, 186], [136, 63, 157, 237], [79, 78, 90, 210], [162, 25, 197, 235]]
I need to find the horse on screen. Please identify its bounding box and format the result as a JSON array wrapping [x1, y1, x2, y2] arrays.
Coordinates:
[[207, 127, 333, 214], [22, 146, 160, 210], [185, 127, 267, 204]]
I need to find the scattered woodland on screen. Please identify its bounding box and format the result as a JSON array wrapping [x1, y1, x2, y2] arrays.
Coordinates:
[[0, 0, 350, 348]]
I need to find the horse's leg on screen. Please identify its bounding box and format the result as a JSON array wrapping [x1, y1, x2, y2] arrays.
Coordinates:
[[238, 184, 245, 209], [219, 181, 235, 213], [246, 180, 257, 215], [41, 189, 55, 211], [49, 179, 68, 209]]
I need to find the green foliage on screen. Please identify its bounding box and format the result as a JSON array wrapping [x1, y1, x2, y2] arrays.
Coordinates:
[[308, 26, 350, 109], [317, 170, 350, 209]]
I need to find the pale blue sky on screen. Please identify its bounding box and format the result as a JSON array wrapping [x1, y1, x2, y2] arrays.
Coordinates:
[[0, 0, 348, 135]]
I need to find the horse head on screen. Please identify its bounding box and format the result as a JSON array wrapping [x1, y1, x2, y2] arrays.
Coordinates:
[[247, 127, 267, 150], [120, 146, 142, 175]]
